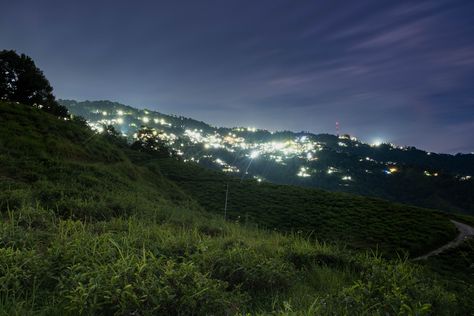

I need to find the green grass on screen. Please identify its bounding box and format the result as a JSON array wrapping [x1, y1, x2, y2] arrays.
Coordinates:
[[0, 102, 473, 315], [148, 158, 457, 257], [0, 206, 467, 315]]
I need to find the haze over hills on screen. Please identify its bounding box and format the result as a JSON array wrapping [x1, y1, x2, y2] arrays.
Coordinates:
[[60, 99, 474, 215]]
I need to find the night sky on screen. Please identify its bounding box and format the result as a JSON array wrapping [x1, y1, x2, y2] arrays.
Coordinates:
[[2, 0, 473, 153]]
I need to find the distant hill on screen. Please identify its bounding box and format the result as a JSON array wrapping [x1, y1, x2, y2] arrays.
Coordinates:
[[60, 99, 474, 214]]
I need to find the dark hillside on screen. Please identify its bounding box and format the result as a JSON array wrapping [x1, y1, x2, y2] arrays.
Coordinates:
[[145, 157, 457, 257], [0, 102, 198, 220]]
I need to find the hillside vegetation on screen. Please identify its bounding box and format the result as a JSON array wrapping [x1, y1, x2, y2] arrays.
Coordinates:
[[151, 158, 458, 257], [0, 102, 473, 314]]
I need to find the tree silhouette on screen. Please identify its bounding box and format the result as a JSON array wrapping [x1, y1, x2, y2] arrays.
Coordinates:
[[131, 126, 176, 158], [0, 50, 68, 117]]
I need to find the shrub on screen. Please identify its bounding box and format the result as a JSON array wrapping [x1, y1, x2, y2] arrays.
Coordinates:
[[0, 248, 51, 300], [58, 253, 247, 315]]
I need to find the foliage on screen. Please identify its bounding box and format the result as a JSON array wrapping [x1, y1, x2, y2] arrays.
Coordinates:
[[152, 158, 457, 257], [131, 126, 177, 158], [0, 50, 68, 117]]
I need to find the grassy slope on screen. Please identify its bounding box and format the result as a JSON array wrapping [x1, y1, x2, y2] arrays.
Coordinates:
[[148, 158, 457, 257], [0, 102, 198, 220], [0, 102, 472, 315]]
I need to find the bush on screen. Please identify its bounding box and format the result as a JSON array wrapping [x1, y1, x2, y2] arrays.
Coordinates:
[[316, 257, 457, 315], [195, 240, 295, 294], [0, 248, 51, 300], [58, 253, 247, 315]]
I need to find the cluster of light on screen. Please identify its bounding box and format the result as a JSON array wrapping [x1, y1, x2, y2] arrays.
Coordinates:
[[86, 108, 466, 186], [184, 129, 204, 143], [185, 129, 223, 149], [250, 151, 260, 159], [86, 121, 105, 133], [153, 118, 172, 127], [161, 124, 324, 166], [222, 166, 240, 173], [158, 132, 178, 144], [214, 158, 226, 166], [338, 134, 358, 142], [306, 152, 318, 161], [184, 157, 200, 163], [297, 166, 311, 177], [371, 139, 383, 147], [212, 158, 240, 173], [384, 167, 398, 175]]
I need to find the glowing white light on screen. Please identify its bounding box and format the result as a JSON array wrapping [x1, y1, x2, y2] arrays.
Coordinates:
[[117, 110, 124, 116], [297, 166, 310, 177], [142, 117, 150, 123], [116, 117, 124, 124], [215, 158, 226, 166], [371, 139, 383, 147], [102, 111, 107, 116], [342, 176, 352, 181], [250, 151, 259, 159]]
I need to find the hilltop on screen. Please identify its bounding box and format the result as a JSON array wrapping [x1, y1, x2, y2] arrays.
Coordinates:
[[60, 99, 474, 215], [1, 101, 473, 314]]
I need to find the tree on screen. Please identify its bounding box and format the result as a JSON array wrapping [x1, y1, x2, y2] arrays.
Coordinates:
[[101, 124, 128, 147], [131, 126, 176, 158], [0, 50, 68, 117]]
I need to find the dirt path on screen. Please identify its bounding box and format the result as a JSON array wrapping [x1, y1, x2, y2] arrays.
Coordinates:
[[414, 220, 474, 260]]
